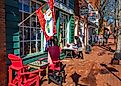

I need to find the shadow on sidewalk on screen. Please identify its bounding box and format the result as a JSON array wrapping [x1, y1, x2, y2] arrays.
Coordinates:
[[100, 64, 121, 81], [98, 45, 115, 53], [70, 72, 82, 86]]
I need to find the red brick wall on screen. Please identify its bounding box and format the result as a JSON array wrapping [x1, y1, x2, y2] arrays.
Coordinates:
[[0, 0, 6, 86], [74, 0, 79, 16]]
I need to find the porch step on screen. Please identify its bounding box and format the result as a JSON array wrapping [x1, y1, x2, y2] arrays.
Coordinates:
[[22, 52, 47, 65]]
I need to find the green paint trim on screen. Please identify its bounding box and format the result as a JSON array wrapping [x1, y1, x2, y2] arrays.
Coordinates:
[[14, 49, 20, 55], [13, 36, 19, 42], [5, 0, 20, 56], [23, 52, 66, 65], [22, 50, 66, 65], [5, 0, 18, 8], [41, 32, 44, 52], [60, 52, 66, 60], [23, 52, 48, 65], [56, 17, 60, 42], [13, 42, 20, 48], [22, 51, 47, 60], [69, 15, 74, 43]]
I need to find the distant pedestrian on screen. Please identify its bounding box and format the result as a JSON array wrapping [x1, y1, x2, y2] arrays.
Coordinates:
[[74, 36, 83, 59], [98, 34, 104, 46], [103, 28, 110, 45]]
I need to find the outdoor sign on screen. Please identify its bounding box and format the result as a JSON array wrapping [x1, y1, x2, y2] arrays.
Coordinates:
[[80, 6, 88, 16], [36, 0, 56, 41], [54, 1, 74, 14], [88, 11, 96, 21]]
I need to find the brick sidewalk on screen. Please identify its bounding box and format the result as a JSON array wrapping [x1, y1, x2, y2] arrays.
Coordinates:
[[42, 44, 121, 86]]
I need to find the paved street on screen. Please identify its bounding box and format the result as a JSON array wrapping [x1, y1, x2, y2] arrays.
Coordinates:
[[42, 38, 121, 86]]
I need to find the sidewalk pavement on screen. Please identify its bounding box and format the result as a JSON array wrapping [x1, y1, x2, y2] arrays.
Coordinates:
[[42, 38, 121, 86]]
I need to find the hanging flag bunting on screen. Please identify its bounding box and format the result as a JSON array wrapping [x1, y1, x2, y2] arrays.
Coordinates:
[[36, 0, 56, 41]]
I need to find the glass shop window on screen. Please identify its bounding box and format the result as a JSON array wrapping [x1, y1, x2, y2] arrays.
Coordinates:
[[19, 0, 43, 56], [60, 0, 67, 6], [60, 12, 69, 47]]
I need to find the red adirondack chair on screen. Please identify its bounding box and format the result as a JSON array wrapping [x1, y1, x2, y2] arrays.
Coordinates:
[[47, 46, 66, 85], [8, 54, 40, 86], [48, 45, 61, 71]]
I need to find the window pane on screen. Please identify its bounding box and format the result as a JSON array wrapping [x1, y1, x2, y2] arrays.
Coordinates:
[[31, 15, 36, 27], [19, 0, 42, 56], [20, 27, 23, 40], [20, 42, 24, 55], [23, 0, 30, 5], [31, 41, 36, 53], [60, 12, 68, 46], [36, 3, 40, 9], [24, 4, 30, 12], [24, 42, 30, 55], [24, 13, 30, 26], [37, 22, 40, 28], [31, 2, 36, 13], [31, 28, 36, 40], [19, 12, 22, 21], [19, 3, 22, 10], [24, 28, 30, 40], [37, 29, 41, 39], [37, 41, 41, 52]]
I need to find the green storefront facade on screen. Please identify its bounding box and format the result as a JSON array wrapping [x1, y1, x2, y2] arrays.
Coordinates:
[[6, 0, 75, 65]]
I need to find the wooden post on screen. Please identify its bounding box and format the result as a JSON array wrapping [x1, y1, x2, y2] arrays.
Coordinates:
[[18, 11, 36, 26]]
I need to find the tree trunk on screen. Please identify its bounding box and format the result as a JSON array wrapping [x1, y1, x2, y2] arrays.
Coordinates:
[[113, 0, 121, 61], [99, 17, 103, 32], [115, 28, 121, 59]]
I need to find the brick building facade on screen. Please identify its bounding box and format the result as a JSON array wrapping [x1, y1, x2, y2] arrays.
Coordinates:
[[0, 0, 7, 86]]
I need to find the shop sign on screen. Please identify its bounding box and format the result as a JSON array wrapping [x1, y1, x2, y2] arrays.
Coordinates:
[[41, 0, 74, 14], [88, 11, 97, 21], [54, 1, 74, 14], [80, 6, 88, 16]]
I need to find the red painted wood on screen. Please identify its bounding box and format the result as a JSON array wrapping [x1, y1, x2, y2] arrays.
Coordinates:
[[8, 54, 41, 86]]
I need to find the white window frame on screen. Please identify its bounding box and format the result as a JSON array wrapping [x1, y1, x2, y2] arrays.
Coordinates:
[[60, 12, 69, 47], [19, 0, 43, 56]]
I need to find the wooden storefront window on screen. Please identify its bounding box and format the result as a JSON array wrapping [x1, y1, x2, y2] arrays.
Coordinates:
[[19, 0, 43, 56]]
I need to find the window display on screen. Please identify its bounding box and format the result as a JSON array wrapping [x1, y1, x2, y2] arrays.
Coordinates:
[[60, 12, 69, 47], [19, 0, 42, 56]]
